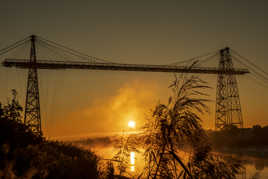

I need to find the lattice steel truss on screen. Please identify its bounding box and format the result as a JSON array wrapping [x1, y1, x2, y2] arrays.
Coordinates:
[[2, 35, 248, 134], [24, 35, 42, 135], [215, 47, 243, 129]]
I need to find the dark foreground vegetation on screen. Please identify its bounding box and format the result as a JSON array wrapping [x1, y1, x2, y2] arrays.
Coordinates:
[[209, 125, 268, 158], [1, 74, 244, 179], [0, 91, 99, 179]]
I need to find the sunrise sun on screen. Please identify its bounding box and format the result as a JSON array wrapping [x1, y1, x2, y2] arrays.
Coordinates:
[[128, 120, 136, 128]]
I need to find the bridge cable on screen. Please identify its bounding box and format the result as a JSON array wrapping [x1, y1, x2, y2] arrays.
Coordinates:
[[246, 73, 268, 88], [168, 49, 219, 66], [37, 40, 74, 60], [36, 39, 90, 62], [37, 36, 116, 64], [231, 49, 268, 77], [0, 37, 30, 57], [231, 55, 268, 83], [192, 53, 219, 67]]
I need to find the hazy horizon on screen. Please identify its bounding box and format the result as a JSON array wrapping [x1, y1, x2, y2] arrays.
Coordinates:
[[1, 0, 268, 138]]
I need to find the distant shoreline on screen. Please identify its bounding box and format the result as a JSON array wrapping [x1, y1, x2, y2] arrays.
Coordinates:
[[214, 147, 268, 159]]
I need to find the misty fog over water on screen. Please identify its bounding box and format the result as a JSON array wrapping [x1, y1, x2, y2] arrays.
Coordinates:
[[72, 136, 268, 179]]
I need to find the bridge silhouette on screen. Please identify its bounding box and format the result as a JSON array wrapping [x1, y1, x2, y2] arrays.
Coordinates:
[[1, 35, 267, 135]]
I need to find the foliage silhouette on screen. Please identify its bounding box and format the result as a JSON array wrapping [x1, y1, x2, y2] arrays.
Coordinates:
[[139, 75, 241, 178], [111, 75, 242, 178], [112, 133, 139, 177], [0, 90, 99, 179]]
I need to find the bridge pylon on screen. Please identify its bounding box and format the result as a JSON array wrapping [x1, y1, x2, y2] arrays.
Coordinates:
[[215, 47, 243, 129], [2, 35, 250, 133], [24, 35, 42, 135]]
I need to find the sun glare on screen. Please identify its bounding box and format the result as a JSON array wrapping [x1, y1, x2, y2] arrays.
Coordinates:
[[128, 120, 136, 128]]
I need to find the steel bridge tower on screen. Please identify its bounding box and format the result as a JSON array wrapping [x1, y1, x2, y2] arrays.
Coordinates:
[[24, 35, 42, 135], [215, 47, 243, 129], [2, 35, 249, 134]]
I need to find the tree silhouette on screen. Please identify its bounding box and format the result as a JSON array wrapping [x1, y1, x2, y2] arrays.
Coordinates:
[[0, 90, 99, 179], [0, 89, 23, 122], [140, 75, 242, 179]]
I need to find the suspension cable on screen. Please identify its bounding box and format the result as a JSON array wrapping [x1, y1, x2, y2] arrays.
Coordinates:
[[37, 38, 89, 61], [37, 40, 75, 60], [193, 53, 219, 67], [232, 55, 268, 83], [0, 37, 30, 57], [247, 73, 268, 88], [231, 49, 268, 77], [37, 36, 116, 64], [168, 49, 219, 66]]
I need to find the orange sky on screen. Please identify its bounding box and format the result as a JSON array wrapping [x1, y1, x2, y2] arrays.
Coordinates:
[[0, 1, 268, 138]]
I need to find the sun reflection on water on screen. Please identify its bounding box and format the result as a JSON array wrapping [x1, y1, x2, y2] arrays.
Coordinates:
[[130, 166, 135, 172], [130, 151, 135, 172]]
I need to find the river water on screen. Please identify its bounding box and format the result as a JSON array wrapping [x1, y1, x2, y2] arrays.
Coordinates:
[[241, 159, 268, 179], [90, 146, 268, 179]]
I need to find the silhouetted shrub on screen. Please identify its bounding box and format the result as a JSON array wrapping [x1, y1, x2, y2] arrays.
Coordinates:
[[0, 91, 99, 179]]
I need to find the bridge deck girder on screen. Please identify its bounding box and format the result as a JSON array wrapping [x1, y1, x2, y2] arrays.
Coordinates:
[[2, 59, 249, 75]]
